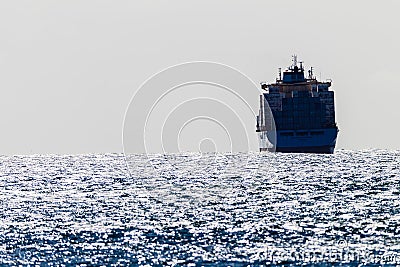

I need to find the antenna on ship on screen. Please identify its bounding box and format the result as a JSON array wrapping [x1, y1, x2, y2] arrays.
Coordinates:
[[299, 61, 304, 71], [292, 55, 297, 67], [278, 68, 282, 81]]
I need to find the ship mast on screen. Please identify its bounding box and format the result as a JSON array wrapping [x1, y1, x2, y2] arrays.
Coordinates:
[[292, 55, 297, 68]]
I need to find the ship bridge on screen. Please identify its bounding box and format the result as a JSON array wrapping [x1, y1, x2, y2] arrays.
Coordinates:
[[282, 55, 306, 84]]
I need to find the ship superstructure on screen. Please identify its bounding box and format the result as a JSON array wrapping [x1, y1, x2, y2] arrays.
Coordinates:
[[256, 56, 338, 153]]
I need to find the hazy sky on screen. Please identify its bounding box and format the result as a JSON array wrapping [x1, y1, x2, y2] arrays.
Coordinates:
[[0, 0, 399, 154]]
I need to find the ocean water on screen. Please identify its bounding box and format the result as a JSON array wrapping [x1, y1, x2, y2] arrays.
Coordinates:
[[0, 150, 399, 266]]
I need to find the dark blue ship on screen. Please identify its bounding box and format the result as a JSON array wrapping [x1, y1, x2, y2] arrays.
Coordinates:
[[256, 56, 338, 153]]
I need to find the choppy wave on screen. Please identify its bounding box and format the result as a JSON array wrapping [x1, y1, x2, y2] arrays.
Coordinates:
[[0, 150, 399, 265]]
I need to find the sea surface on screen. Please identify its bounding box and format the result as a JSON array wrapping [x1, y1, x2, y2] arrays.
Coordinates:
[[0, 150, 399, 266]]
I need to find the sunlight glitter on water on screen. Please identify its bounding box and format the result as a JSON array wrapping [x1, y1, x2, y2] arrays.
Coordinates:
[[0, 150, 399, 265]]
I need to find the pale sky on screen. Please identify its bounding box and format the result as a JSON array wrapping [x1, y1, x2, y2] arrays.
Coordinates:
[[0, 0, 399, 154]]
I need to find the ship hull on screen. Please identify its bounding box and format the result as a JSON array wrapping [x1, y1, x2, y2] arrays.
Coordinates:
[[263, 145, 335, 154], [259, 127, 338, 154]]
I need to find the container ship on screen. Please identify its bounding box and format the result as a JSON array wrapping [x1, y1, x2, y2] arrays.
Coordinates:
[[256, 56, 338, 153]]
